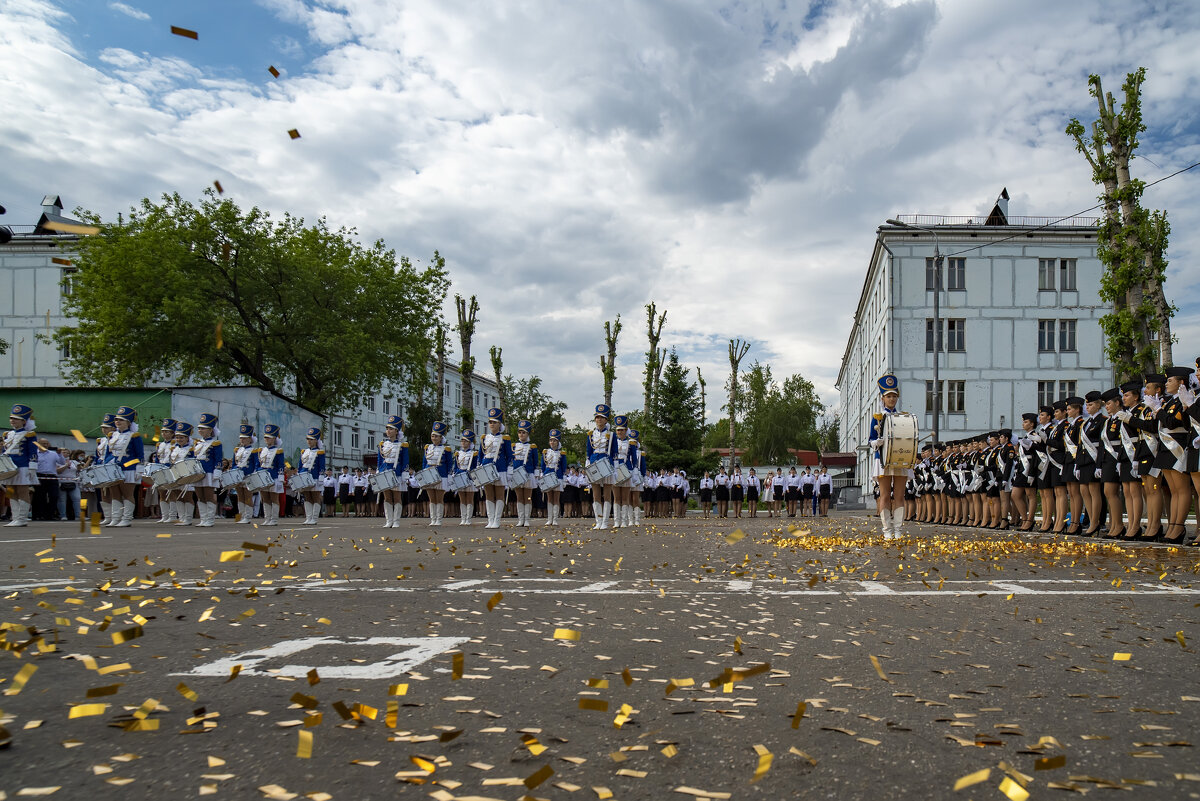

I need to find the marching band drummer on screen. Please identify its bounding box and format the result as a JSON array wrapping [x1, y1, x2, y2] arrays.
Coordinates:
[[454, 431, 478, 526], [233, 424, 260, 525], [152, 418, 178, 524], [479, 408, 513, 530], [1154, 367, 1194, 544], [299, 427, 326, 525], [378, 415, 409, 528], [585, 404, 617, 530], [629, 428, 647, 525], [169, 421, 196, 526], [868, 374, 910, 539], [611, 416, 638, 529], [424, 421, 453, 527], [95, 413, 117, 526], [257, 424, 285, 526], [192, 413, 224, 528], [2, 404, 39, 528], [108, 406, 145, 528], [540, 429, 566, 527], [510, 420, 539, 528]]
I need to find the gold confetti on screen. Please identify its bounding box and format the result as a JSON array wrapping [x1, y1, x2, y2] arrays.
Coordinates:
[[410, 756, 436, 773], [1176, 631, 1186, 648], [734, 636, 743, 654], [287, 129, 301, 140], [8, 663, 37, 694], [487, 592, 503, 611], [451, 652, 464, 679], [306, 668, 320, 686], [97, 662, 131, 675], [86, 684, 122, 698], [388, 683, 408, 696], [213, 180, 224, 195], [69, 703, 108, 718], [674, 787, 731, 799], [749, 744, 773, 784], [791, 701, 807, 729], [316, 618, 331, 625], [1036, 754, 1066, 771], [869, 654, 891, 683], [725, 529, 746, 544], [665, 678, 694, 696], [578, 698, 608, 712], [290, 693, 318, 709], [613, 703, 633, 728], [953, 768, 990, 791], [43, 220, 100, 236], [525, 765, 554, 789], [13, 788, 62, 796], [226, 664, 242, 682], [170, 25, 198, 39], [662, 744, 678, 758], [622, 668, 634, 686], [296, 730, 313, 759], [70, 429, 88, 443], [268, 66, 280, 78], [592, 788, 613, 800], [999, 776, 1030, 801], [521, 734, 546, 756], [587, 678, 609, 689], [52, 257, 73, 266], [1113, 653, 1131, 661], [219, 550, 245, 562], [111, 626, 143, 645], [553, 628, 581, 641]]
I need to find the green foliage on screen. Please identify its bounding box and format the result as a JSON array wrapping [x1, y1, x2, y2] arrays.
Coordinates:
[[740, 362, 824, 464], [647, 349, 706, 473], [0, 338, 7, 356], [501, 375, 567, 445], [56, 191, 448, 415], [817, 416, 841, 454]]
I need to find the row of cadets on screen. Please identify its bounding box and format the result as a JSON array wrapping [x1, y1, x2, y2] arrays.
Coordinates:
[[540, 428, 567, 527], [378, 415, 409, 528], [868, 373, 908, 539], [298, 427, 326, 525], [452, 430, 478, 526], [421, 420, 452, 527], [478, 407, 513, 529], [509, 419, 539, 527], [2, 404, 40, 527]]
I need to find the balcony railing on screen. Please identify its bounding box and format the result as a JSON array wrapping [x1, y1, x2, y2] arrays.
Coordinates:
[[890, 214, 1100, 228]]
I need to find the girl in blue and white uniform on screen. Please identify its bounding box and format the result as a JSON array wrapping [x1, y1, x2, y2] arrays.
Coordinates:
[[586, 404, 617, 529], [169, 421, 196, 526], [629, 428, 647, 525], [108, 405, 145, 527], [2, 404, 39, 528], [257, 424, 285, 526], [378, 415, 409, 528], [511, 420, 539, 528], [454, 431, 478, 526], [299, 427, 326, 524], [423, 421, 453, 527], [151, 419, 177, 524], [94, 413, 117, 525], [233, 424, 260, 524], [539, 429, 566, 527], [478, 408, 513, 529], [611, 416, 639, 529], [192, 413, 224, 528]]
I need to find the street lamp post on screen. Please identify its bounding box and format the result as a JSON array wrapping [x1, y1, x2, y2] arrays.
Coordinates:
[[885, 219, 942, 446]]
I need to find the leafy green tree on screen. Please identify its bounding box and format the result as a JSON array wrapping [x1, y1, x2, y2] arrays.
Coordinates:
[[818, 415, 841, 454], [741, 362, 824, 464], [649, 349, 704, 473], [55, 191, 448, 415], [1066, 68, 1173, 378], [501, 375, 567, 444]]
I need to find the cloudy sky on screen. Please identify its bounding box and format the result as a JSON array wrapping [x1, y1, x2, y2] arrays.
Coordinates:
[[3, 0, 1199, 425]]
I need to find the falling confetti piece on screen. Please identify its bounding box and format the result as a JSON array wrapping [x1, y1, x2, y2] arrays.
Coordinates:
[[1113, 653, 1131, 661], [750, 744, 773, 784], [1036, 754, 1067, 771], [170, 25, 198, 39], [296, 730, 312, 759], [70, 429, 88, 443], [674, 788, 731, 799], [999, 776, 1030, 801], [9, 663, 37, 694], [69, 703, 108, 719], [288, 129, 301, 140], [452, 653, 464, 679], [43, 220, 100, 236], [410, 756, 436, 774], [219, 550, 244, 562], [268, 65, 280, 78], [954, 768, 991, 791], [213, 180, 224, 195], [578, 698, 608, 712], [622, 668, 633, 686], [226, 664, 242, 683], [487, 592, 503, 611], [554, 628, 581, 641], [662, 744, 678, 758], [215, 320, 224, 349], [1176, 631, 1186, 648], [306, 668, 320, 686], [869, 654, 892, 683], [525, 765, 554, 789], [388, 683, 408, 696], [725, 529, 746, 544], [521, 734, 547, 756], [734, 636, 743, 654], [111, 626, 143, 645], [791, 701, 807, 729]]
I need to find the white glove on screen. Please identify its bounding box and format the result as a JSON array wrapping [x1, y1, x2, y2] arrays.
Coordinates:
[[1073, 468, 1080, 480], [1130, 463, 1140, 479], [1146, 394, 1162, 411], [872, 439, 883, 451], [1178, 386, 1196, 407], [1115, 410, 1132, 423], [1095, 468, 1101, 479]]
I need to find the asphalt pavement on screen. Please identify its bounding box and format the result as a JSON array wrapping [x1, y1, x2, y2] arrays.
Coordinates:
[[2, 510, 1199, 800]]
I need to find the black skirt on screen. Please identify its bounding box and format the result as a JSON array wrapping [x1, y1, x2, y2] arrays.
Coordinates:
[[730, 486, 743, 502], [699, 489, 712, 503], [1102, 460, 1134, 484], [802, 486, 814, 498], [773, 486, 783, 500], [819, 486, 830, 499], [746, 488, 758, 502], [338, 484, 350, 502], [324, 486, 336, 504], [786, 487, 799, 501], [715, 485, 729, 502]]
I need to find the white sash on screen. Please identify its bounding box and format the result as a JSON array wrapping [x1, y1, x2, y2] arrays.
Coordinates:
[[1079, 420, 1099, 461]]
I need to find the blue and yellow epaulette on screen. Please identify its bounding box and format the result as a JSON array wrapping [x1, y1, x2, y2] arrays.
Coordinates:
[[872, 413, 883, 421], [502, 434, 511, 441]]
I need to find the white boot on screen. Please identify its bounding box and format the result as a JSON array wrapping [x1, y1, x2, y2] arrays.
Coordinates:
[[101, 500, 115, 526], [164, 499, 178, 523], [261, 502, 275, 526], [879, 508, 893, 540], [634, 506, 642, 525], [431, 503, 441, 527], [383, 501, 394, 528], [543, 504, 554, 527], [892, 506, 905, 539], [178, 499, 194, 526], [157, 502, 171, 524], [592, 501, 603, 530], [484, 500, 496, 529], [112, 499, 132, 527], [612, 501, 623, 529], [5, 499, 28, 527], [194, 501, 211, 527], [461, 503, 471, 526], [598, 501, 611, 530]]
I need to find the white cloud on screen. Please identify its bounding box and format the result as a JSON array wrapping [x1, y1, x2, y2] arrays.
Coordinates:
[[109, 2, 150, 22], [1, 0, 1199, 427]]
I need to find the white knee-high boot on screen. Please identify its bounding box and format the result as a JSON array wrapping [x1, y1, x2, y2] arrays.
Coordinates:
[[431, 503, 442, 526], [102, 500, 115, 526], [879, 508, 893, 539], [5, 499, 28, 527], [484, 500, 496, 529], [180, 498, 195, 526], [592, 501, 603, 529], [599, 501, 611, 530], [892, 506, 905, 538], [383, 501, 393, 528]]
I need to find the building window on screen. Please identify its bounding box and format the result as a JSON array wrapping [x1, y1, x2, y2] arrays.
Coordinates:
[[475, 390, 480, 407], [351, 430, 360, 449], [61, 267, 78, 296], [365, 396, 375, 412], [925, 380, 966, 414], [455, 386, 461, 405], [366, 434, 375, 451], [1038, 320, 1056, 352], [383, 398, 390, 415], [925, 319, 965, 352], [1038, 258, 1055, 291], [925, 259, 940, 291], [1059, 259, 1077, 291], [1037, 381, 1056, 408], [334, 427, 343, 447], [59, 339, 72, 361], [1059, 319, 1077, 352], [1059, 380, 1077, 398], [925, 257, 966, 291]]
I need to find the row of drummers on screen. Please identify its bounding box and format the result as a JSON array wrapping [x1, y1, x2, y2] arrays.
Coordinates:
[[909, 368, 1200, 543]]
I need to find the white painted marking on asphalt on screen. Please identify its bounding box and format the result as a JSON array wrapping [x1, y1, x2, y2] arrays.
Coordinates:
[[0, 579, 76, 591], [856, 581, 896, 594], [575, 581, 621, 593], [991, 582, 1034, 594], [442, 579, 488, 590], [172, 635, 470, 679], [727, 580, 753, 591], [0, 536, 112, 543]]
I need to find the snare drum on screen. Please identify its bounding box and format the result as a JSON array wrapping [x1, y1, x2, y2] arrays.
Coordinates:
[[470, 463, 500, 488], [881, 412, 920, 471], [241, 469, 275, 493], [537, 472, 560, 492], [0, 454, 17, 481], [585, 457, 614, 483], [170, 459, 205, 487], [613, 463, 632, 484], [414, 467, 442, 488], [370, 469, 401, 493], [448, 472, 472, 492], [84, 463, 125, 488], [219, 468, 246, 489], [289, 472, 316, 493], [510, 466, 529, 487]]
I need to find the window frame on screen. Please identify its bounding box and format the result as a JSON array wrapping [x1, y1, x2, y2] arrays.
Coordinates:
[[1059, 259, 1077, 291], [1058, 319, 1077, 352], [1038, 258, 1056, 291], [1038, 319, 1056, 352]]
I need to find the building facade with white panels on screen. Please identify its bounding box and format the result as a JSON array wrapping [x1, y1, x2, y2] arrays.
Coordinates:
[[836, 192, 1113, 491], [0, 195, 499, 467]]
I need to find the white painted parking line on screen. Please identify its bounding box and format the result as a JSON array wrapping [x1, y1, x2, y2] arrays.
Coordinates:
[[442, 579, 488, 590], [727, 580, 753, 591], [171, 635, 470, 679], [856, 581, 896, 594], [0, 536, 113, 543]]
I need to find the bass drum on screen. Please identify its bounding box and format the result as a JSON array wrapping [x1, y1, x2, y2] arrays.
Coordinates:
[[882, 412, 920, 470]]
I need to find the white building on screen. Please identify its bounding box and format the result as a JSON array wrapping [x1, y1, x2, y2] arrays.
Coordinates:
[[836, 190, 1113, 490], [0, 195, 499, 467]]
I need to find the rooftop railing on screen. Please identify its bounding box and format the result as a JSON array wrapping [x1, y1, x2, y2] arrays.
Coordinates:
[[890, 214, 1101, 228]]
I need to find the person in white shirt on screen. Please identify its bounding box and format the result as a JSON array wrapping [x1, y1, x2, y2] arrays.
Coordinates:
[[747, 468, 761, 517], [730, 468, 744, 518], [715, 468, 730, 518], [336, 467, 352, 517], [785, 467, 800, 517], [699, 472, 714, 519], [817, 467, 833, 517]]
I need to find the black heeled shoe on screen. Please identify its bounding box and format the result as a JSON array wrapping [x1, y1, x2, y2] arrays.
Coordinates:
[[1123, 526, 1142, 541], [1065, 525, 1082, 536], [1162, 523, 1186, 545], [1102, 526, 1123, 539]]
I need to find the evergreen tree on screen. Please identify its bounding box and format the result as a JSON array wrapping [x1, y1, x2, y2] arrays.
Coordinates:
[[650, 349, 703, 472]]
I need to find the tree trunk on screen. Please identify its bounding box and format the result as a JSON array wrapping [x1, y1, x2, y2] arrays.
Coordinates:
[[727, 339, 750, 470], [696, 367, 706, 460], [435, 322, 447, 421], [455, 295, 479, 433], [602, 315, 622, 410], [643, 303, 666, 422], [490, 346, 506, 422]]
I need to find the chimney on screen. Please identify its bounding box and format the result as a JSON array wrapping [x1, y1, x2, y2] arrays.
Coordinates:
[[985, 188, 1009, 225], [41, 195, 64, 217]]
